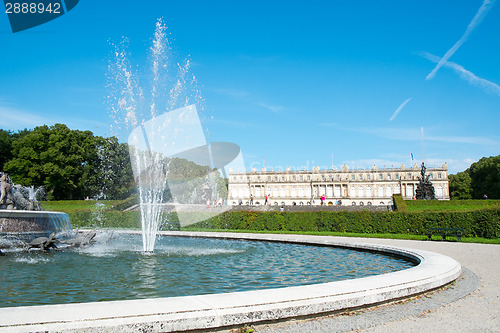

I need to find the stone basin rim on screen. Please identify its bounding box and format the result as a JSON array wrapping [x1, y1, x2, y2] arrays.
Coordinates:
[[0, 231, 462, 333], [0, 209, 68, 218]]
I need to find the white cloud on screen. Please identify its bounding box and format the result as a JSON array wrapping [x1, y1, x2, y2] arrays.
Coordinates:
[[0, 105, 47, 130], [210, 87, 250, 99], [211, 88, 285, 114], [389, 98, 412, 121], [424, 158, 477, 174], [351, 127, 420, 141], [426, 0, 496, 80], [419, 51, 500, 96], [426, 135, 498, 145], [0, 102, 109, 135], [257, 102, 284, 113], [207, 117, 255, 128], [341, 157, 477, 174], [341, 158, 408, 169], [318, 122, 338, 127], [351, 126, 498, 145]]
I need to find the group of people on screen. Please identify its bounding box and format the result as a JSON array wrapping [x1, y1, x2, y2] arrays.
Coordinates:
[[264, 194, 272, 205], [320, 195, 326, 205], [245, 193, 344, 206], [248, 194, 273, 206], [206, 198, 224, 208]]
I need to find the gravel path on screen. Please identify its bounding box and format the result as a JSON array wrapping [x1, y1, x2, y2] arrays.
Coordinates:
[[221, 237, 500, 333]]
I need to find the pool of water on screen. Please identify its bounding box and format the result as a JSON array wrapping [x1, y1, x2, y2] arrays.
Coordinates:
[[0, 234, 415, 307]]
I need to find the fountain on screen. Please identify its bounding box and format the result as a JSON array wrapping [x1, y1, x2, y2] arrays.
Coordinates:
[[0, 172, 73, 245], [107, 19, 244, 252]]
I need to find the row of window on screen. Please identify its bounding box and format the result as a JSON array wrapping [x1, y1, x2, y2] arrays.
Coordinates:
[[230, 185, 445, 199], [231, 201, 388, 206], [231, 172, 443, 183]]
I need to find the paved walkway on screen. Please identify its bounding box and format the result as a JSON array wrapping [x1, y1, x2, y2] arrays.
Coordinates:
[[248, 237, 500, 333]]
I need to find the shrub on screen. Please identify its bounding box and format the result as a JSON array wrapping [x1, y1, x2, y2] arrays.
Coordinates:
[[392, 194, 408, 212], [186, 208, 500, 239]]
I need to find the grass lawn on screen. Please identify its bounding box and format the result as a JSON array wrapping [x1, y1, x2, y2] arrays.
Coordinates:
[[181, 228, 500, 244], [40, 200, 122, 213]]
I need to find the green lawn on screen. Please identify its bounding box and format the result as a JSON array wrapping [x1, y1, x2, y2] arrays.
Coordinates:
[[181, 228, 500, 244], [405, 199, 500, 212], [40, 200, 122, 213]]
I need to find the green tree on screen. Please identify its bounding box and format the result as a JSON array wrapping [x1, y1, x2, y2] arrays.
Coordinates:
[[448, 171, 472, 199], [469, 155, 500, 199], [0, 129, 28, 170], [165, 157, 228, 204], [0, 129, 14, 170], [82, 137, 135, 200], [4, 124, 97, 200]]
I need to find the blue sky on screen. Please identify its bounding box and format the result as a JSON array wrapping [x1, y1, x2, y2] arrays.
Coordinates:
[[1, 0, 499, 174]]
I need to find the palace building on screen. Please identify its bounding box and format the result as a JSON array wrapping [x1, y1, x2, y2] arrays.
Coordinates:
[[227, 163, 450, 207]]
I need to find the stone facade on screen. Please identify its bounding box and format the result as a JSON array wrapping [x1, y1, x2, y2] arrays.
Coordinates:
[[228, 163, 450, 206]]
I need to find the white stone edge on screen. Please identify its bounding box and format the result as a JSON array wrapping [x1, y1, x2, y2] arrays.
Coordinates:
[[0, 231, 461, 333], [0, 210, 68, 218]]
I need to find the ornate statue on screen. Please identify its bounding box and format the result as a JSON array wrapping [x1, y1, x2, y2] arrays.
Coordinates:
[[415, 162, 436, 200], [0, 173, 16, 209], [0, 173, 43, 210], [28, 232, 59, 252]]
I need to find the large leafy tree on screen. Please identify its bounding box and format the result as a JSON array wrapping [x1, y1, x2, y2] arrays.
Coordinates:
[[448, 171, 472, 199], [469, 155, 500, 199], [5, 124, 136, 200], [82, 136, 135, 200], [448, 155, 500, 199], [165, 157, 228, 204], [4, 124, 97, 199], [0, 129, 14, 170], [0, 129, 29, 170]]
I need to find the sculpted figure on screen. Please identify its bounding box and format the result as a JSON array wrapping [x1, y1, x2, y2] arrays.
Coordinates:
[[415, 162, 436, 200], [28, 233, 59, 252], [62, 231, 97, 248], [0, 173, 43, 210], [0, 173, 16, 209]]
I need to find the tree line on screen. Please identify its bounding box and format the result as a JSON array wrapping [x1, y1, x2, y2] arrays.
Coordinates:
[[0, 124, 227, 201], [0, 124, 133, 200], [448, 155, 500, 200]]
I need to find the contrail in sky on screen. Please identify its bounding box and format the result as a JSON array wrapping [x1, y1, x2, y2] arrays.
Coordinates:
[[426, 0, 496, 80], [420, 51, 500, 96], [389, 98, 412, 121]]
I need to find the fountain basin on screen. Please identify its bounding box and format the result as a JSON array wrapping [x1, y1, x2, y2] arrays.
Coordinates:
[[0, 231, 461, 332], [0, 210, 72, 243]]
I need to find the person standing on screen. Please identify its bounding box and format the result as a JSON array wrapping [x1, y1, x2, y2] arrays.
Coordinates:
[[250, 194, 254, 205]]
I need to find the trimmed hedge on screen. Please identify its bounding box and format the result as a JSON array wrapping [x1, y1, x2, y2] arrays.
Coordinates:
[[67, 210, 180, 230], [392, 194, 408, 212], [67, 210, 141, 229], [187, 209, 500, 239]]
